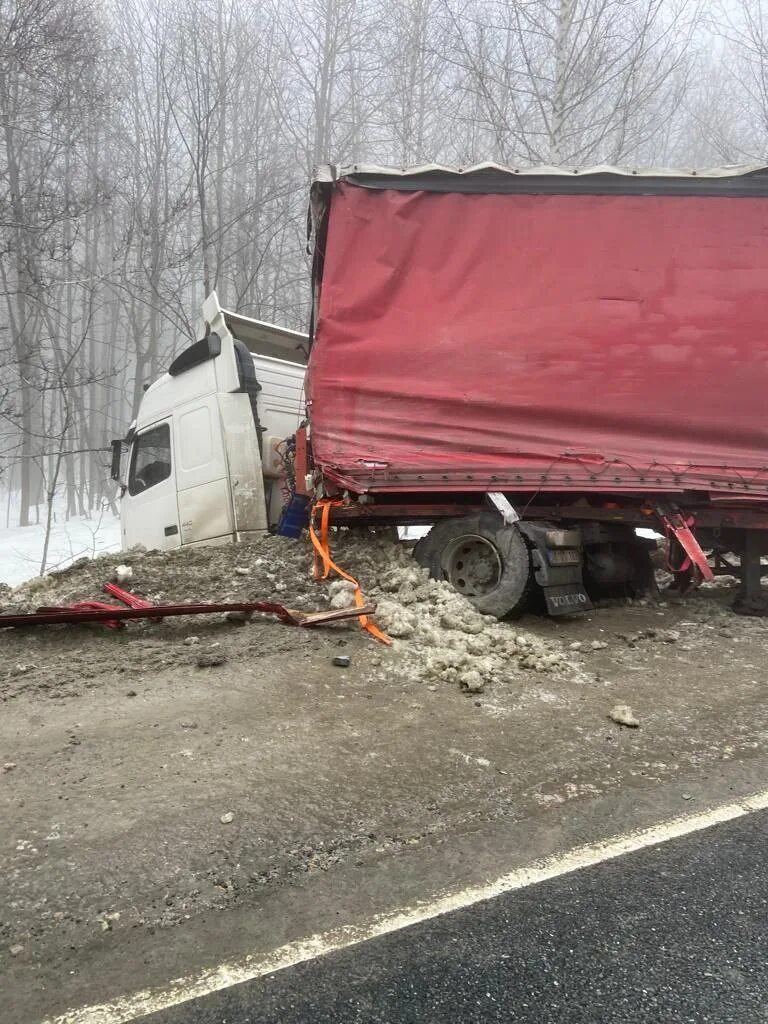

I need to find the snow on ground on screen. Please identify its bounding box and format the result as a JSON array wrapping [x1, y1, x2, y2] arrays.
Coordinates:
[[0, 495, 121, 586]]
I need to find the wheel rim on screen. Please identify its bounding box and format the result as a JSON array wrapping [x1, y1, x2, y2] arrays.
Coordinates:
[[442, 534, 503, 597]]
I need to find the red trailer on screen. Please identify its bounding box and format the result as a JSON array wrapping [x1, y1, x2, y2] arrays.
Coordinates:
[[300, 163, 768, 616]]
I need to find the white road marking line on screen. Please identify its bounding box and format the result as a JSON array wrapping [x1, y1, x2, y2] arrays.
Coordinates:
[[44, 789, 768, 1024]]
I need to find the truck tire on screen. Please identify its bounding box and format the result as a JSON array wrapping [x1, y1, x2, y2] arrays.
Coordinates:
[[413, 513, 533, 618]]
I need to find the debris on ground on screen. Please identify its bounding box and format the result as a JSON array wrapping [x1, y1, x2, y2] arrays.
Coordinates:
[[5, 530, 755, 700], [460, 670, 485, 694], [2, 531, 581, 695], [1, 584, 372, 630], [609, 703, 640, 728], [332, 655, 351, 667], [196, 651, 227, 668], [330, 535, 576, 689], [615, 627, 682, 648], [112, 565, 133, 584], [220, 812, 234, 824], [617, 629, 658, 647]]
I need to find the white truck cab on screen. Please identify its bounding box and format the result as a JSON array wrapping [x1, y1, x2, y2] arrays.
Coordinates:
[[113, 293, 307, 552]]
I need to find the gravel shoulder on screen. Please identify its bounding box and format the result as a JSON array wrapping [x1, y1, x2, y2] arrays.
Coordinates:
[[2, 537, 767, 1023]]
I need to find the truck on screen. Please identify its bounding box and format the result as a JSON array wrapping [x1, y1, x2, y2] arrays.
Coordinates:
[[112, 162, 768, 617]]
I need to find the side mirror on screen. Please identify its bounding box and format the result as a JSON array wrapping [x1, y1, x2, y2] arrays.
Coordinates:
[[110, 439, 123, 483]]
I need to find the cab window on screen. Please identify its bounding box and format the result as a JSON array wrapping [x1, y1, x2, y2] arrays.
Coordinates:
[[128, 423, 172, 496]]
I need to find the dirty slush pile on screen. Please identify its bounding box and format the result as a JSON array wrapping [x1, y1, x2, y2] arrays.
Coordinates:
[[4, 532, 575, 693]]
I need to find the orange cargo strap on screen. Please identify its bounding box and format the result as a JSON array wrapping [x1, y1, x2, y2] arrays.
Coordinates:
[[309, 500, 391, 645]]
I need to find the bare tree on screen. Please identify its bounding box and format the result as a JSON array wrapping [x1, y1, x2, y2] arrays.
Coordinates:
[[108, 0, 197, 412], [708, 0, 768, 161], [0, 0, 106, 525], [271, 0, 380, 171], [446, 0, 697, 165], [378, 0, 455, 164]]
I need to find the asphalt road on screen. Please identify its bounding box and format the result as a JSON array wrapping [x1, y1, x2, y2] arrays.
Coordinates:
[[142, 808, 768, 1024]]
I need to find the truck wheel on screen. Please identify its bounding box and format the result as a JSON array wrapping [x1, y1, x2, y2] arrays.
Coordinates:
[[413, 513, 533, 618]]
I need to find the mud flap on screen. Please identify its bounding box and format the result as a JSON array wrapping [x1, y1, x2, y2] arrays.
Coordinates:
[[541, 582, 593, 616], [519, 522, 592, 616]]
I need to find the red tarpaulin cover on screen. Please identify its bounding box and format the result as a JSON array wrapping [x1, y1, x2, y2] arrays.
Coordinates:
[[308, 183, 768, 495]]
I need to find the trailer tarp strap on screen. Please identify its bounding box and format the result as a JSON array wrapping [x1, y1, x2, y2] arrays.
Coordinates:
[[309, 500, 391, 645]]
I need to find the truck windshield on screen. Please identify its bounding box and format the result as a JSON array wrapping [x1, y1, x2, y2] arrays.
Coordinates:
[[128, 423, 172, 496]]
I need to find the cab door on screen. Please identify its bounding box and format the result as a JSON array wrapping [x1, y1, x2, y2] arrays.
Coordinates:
[[173, 397, 235, 545], [121, 420, 181, 551]]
